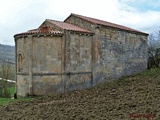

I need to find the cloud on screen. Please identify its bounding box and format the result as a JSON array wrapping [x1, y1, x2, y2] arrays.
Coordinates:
[[47, 0, 160, 32], [0, 0, 49, 45], [0, 0, 160, 45]]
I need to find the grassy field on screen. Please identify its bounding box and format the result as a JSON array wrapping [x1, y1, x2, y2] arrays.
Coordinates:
[[0, 68, 160, 120], [0, 83, 15, 106], [0, 98, 16, 106], [0, 84, 33, 108]]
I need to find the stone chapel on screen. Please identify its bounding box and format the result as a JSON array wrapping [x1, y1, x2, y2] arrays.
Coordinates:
[[14, 13, 148, 97]]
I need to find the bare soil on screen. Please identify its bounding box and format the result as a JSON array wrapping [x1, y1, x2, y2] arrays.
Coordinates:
[[0, 69, 160, 120]]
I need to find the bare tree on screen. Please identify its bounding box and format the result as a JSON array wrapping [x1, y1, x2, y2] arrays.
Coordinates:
[[148, 28, 160, 69], [0, 60, 12, 97]]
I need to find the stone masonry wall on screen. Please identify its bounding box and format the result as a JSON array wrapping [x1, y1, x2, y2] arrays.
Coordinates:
[[16, 16, 148, 97], [65, 15, 148, 85], [16, 37, 30, 97], [93, 26, 148, 84], [16, 31, 93, 97], [65, 15, 95, 32], [16, 36, 63, 97], [31, 36, 63, 95], [62, 32, 93, 92], [40, 21, 93, 92]]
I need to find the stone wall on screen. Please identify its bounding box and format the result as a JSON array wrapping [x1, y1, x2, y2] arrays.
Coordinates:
[[65, 15, 95, 32], [63, 32, 93, 92], [16, 15, 148, 97], [65, 15, 148, 85], [16, 37, 30, 97], [16, 31, 93, 97], [93, 26, 148, 84], [32, 36, 62, 73], [16, 35, 63, 97]]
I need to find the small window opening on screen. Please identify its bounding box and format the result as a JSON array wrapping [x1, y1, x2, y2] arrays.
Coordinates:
[[18, 53, 24, 72]]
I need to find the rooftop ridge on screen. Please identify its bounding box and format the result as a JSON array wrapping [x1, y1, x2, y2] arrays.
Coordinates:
[[64, 13, 148, 35], [46, 19, 93, 34]]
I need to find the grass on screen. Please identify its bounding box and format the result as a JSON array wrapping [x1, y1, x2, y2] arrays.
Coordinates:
[[0, 97, 33, 106], [0, 98, 16, 106], [0, 83, 33, 106], [9, 86, 15, 95], [140, 68, 160, 77], [0, 84, 15, 106]]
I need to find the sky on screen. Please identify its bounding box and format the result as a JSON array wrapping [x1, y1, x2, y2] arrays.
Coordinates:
[[0, 0, 160, 45]]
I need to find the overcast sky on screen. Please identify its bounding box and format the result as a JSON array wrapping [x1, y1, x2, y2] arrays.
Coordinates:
[[0, 0, 160, 45]]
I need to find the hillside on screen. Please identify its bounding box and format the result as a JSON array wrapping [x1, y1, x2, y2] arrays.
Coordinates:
[[0, 69, 160, 120], [0, 44, 15, 63]]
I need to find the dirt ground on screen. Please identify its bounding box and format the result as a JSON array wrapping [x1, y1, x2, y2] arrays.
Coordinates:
[[0, 69, 160, 120]]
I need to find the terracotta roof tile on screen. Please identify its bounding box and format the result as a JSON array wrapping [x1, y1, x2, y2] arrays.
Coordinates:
[[14, 26, 63, 38], [66, 13, 148, 35], [46, 19, 94, 34]]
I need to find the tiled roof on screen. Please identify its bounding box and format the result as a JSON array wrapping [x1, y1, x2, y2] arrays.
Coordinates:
[[65, 13, 148, 35], [46, 19, 94, 34], [14, 26, 63, 38]]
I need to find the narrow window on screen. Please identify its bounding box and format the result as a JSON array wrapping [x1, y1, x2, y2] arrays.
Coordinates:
[[18, 53, 24, 72]]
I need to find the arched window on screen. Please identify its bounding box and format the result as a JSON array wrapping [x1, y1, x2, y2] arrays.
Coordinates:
[[18, 52, 24, 72]]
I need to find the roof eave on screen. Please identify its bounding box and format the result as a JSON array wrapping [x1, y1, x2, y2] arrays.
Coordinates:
[[14, 33, 63, 39], [67, 13, 149, 36]]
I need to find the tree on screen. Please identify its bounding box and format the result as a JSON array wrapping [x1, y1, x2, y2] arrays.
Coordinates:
[[148, 28, 160, 69], [0, 60, 12, 98]]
